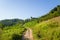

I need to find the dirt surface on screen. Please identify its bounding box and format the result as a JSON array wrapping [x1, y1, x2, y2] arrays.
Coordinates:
[[22, 28, 33, 40]]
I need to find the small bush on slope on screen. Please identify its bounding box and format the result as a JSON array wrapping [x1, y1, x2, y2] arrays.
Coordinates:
[[12, 34, 22, 40]]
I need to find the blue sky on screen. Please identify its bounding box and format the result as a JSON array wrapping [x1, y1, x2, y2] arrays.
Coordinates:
[[0, 0, 60, 20]]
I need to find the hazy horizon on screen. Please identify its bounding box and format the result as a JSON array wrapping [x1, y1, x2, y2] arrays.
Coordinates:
[[0, 0, 60, 20]]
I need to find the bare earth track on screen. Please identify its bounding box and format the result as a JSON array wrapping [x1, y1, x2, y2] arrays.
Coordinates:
[[22, 28, 33, 40]]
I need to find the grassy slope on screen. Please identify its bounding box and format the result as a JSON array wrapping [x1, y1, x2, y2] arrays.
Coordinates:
[[1, 24, 24, 40], [31, 16, 60, 40]]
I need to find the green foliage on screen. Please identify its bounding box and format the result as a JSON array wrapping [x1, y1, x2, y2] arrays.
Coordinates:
[[12, 34, 22, 40], [24, 20, 38, 28], [31, 20, 60, 40], [1, 24, 25, 40], [0, 23, 3, 29], [0, 28, 2, 40], [47, 21, 58, 28]]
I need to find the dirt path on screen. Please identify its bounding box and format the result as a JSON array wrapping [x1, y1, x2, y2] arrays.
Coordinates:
[[22, 28, 33, 40]]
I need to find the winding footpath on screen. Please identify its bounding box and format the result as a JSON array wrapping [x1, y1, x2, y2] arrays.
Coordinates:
[[22, 28, 33, 40]]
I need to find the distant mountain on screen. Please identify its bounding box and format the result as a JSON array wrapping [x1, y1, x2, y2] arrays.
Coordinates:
[[0, 19, 24, 28]]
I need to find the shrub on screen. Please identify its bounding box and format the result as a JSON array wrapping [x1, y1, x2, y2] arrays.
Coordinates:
[[12, 34, 22, 40]]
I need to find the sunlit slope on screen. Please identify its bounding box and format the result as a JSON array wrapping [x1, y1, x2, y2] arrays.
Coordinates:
[[32, 16, 60, 40]]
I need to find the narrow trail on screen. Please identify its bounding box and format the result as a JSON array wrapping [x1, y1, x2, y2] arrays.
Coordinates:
[[22, 28, 33, 40]]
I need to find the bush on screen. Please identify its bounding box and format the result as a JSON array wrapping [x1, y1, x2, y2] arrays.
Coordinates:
[[12, 34, 22, 40]]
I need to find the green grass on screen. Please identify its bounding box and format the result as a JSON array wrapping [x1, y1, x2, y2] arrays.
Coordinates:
[[31, 17, 60, 40], [1, 24, 25, 40], [1, 16, 60, 40]]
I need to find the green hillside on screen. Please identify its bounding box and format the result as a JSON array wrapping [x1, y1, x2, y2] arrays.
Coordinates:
[[32, 16, 60, 40], [0, 5, 60, 40], [38, 5, 60, 22]]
